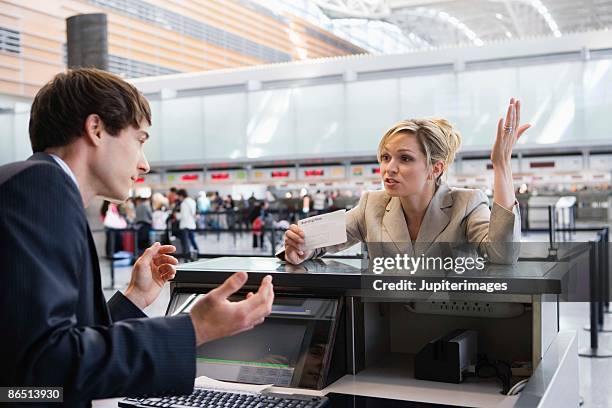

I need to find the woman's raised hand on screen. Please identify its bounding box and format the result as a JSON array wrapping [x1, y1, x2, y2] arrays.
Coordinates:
[[491, 98, 531, 169]]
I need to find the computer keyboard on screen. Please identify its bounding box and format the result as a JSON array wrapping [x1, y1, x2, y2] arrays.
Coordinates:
[[118, 387, 329, 408]]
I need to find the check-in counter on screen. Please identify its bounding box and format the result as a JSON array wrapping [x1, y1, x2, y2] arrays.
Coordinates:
[[526, 195, 578, 230], [170, 257, 579, 408]]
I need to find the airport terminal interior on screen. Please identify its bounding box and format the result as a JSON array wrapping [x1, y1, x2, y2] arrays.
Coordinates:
[[2, 0, 612, 407]]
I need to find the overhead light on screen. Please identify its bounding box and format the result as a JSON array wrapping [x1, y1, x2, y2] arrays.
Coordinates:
[[506, 31, 513, 38], [495, 13, 503, 20], [523, 0, 562, 37], [434, 9, 483, 46]]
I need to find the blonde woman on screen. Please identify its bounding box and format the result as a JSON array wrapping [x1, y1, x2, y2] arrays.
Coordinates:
[[283, 98, 530, 265]]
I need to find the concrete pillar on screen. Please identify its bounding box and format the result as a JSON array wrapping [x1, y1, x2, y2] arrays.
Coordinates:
[[66, 13, 108, 70]]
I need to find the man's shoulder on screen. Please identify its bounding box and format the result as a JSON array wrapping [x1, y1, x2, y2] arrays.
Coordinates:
[[0, 159, 60, 188], [0, 159, 86, 227], [0, 158, 77, 200]]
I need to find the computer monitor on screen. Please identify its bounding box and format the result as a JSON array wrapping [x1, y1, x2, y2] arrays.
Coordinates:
[[170, 293, 344, 390]]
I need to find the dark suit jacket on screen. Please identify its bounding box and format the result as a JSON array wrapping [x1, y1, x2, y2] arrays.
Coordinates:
[[0, 153, 196, 407]]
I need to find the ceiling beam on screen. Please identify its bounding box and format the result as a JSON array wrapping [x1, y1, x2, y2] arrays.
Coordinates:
[[504, 0, 527, 37], [388, 0, 451, 8]]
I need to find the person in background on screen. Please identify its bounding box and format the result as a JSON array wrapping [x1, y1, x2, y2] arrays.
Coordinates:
[[124, 196, 136, 224], [313, 190, 326, 214], [326, 191, 334, 209], [151, 192, 170, 244], [262, 201, 276, 251], [102, 200, 127, 256], [213, 190, 224, 209], [250, 202, 264, 249], [177, 188, 199, 260], [207, 191, 221, 230], [223, 194, 235, 230], [197, 191, 210, 229], [265, 190, 276, 203], [100, 200, 112, 256], [134, 195, 153, 255], [100, 200, 110, 223], [235, 194, 247, 230], [248, 192, 256, 209], [167, 187, 178, 207], [218, 194, 228, 230], [303, 195, 311, 216]]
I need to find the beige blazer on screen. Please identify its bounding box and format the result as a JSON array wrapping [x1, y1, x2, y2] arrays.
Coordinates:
[[316, 183, 521, 264]]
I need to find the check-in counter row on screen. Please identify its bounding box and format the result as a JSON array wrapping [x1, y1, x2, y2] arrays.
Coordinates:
[[166, 257, 580, 408]]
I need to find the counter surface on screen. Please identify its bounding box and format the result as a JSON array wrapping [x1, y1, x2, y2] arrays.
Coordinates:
[[175, 257, 566, 295]]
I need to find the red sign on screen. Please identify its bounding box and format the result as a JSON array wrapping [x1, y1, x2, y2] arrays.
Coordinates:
[[135, 177, 145, 183], [211, 173, 230, 180], [304, 169, 324, 177], [372, 167, 380, 174], [181, 174, 200, 181], [271, 171, 290, 178]]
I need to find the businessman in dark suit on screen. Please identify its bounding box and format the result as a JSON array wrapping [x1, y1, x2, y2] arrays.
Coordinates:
[[0, 68, 274, 407]]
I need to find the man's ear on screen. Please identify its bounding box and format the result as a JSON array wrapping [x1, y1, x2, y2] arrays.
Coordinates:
[[83, 114, 104, 146]]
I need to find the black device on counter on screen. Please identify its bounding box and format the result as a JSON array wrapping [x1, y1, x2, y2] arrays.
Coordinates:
[[168, 292, 346, 390], [326, 393, 469, 407], [414, 329, 477, 384]]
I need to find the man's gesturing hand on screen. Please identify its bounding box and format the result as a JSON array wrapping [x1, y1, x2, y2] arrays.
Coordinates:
[[125, 242, 179, 310], [189, 272, 274, 346]]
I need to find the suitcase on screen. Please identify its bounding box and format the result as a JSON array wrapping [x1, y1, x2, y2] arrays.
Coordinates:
[[122, 230, 135, 253]]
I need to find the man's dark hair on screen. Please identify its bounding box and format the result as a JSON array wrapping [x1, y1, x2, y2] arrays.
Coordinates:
[[177, 189, 188, 198], [29, 68, 151, 152]]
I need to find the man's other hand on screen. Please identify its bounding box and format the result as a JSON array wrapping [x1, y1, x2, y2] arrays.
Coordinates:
[[189, 272, 274, 345], [125, 242, 179, 309]]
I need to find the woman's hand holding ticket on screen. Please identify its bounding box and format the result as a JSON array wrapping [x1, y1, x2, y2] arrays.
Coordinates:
[[284, 225, 314, 265]]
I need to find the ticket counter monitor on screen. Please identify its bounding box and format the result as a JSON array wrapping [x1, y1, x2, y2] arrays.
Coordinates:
[[170, 257, 580, 407], [170, 293, 345, 389]]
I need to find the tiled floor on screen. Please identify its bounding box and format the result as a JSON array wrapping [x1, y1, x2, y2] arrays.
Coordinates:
[[97, 230, 612, 407], [560, 302, 612, 408]]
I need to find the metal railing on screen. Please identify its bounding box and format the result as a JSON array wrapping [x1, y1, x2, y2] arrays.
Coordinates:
[[523, 205, 612, 358]]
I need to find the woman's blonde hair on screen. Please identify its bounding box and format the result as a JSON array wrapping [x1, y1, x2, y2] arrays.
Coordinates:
[[377, 118, 462, 180]]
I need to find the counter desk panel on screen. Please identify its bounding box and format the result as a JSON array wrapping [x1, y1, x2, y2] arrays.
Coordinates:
[[169, 257, 578, 408]]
